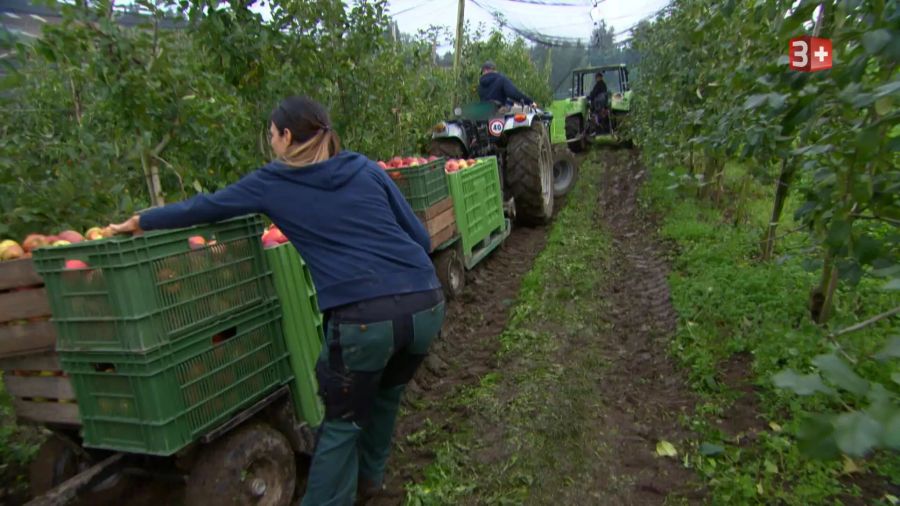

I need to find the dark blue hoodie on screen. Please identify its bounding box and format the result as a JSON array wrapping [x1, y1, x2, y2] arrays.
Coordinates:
[[478, 72, 532, 106], [139, 151, 440, 310]]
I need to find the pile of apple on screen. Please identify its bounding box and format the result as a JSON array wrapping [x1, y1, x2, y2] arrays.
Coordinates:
[[444, 158, 480, 174], [261, 224, 289, 249], [376, 156, 438, 170], [0, 227, 113, 262]]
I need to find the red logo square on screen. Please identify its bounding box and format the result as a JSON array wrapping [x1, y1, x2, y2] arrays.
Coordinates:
[[790, 36, 832, 72]]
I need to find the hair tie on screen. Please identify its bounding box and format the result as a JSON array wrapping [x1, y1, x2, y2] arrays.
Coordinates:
[[321, 125, 331, 132]]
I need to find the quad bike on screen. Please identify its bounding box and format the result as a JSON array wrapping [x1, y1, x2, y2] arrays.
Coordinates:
[[430, 101, 564, 226]]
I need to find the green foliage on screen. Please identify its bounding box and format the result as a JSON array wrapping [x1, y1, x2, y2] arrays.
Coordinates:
[[631, 0, 899, 481], [0, 0, 548, 239], [646, 164, 898, 504]]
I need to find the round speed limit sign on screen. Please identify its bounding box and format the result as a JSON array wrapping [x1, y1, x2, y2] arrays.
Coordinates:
[[488, 119, 504, 137]]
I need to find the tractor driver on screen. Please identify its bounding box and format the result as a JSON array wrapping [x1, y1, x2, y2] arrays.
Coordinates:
[[587, 72, 610, 133], [588, 72, 608, 110], [478, 60, 537, 110]]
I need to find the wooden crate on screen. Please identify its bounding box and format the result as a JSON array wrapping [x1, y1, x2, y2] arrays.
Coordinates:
[[0, 258, 80, 426], [416, 198, 458, 252]]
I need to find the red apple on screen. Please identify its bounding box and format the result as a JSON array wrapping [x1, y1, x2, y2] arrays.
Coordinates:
[[46, 235, 60, 244], [57, 230, 84, 243], [467, 159, 477, 166], [403, 157, 416, 166], [263, 227, 288, 244], [377, 161, 388, 169], [188, 235, 206, 250], [427, 155, 438, 162], [22, 234, 49, 252], [445, 160, 460, 173], [457, 160, 469, 169], [64, 259, 89, 270], [262, 239, 280, 249], [51, 240, 71, 247]]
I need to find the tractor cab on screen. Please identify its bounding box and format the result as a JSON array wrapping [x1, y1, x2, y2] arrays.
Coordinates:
[[571, 64, 631, 115]]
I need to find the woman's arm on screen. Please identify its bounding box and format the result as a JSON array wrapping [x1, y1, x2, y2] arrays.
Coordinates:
[[111, 172, 266, 233]]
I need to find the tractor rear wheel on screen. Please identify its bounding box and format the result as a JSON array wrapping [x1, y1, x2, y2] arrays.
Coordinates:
[[429, 139, 464, 159], [506, 123, 553, 226]]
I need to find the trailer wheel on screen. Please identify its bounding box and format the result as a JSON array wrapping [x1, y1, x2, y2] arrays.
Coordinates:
[[186, 422, 296, 506], [29, 434, 87, 497], [434, 247, 465, 300]]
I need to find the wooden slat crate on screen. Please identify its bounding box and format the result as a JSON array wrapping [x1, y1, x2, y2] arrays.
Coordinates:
[[0, 258, 80, 426], [416, 197, 458, 252]]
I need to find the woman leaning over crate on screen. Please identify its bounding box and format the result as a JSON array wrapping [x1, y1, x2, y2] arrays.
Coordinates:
[[110, 96, 445, 506]]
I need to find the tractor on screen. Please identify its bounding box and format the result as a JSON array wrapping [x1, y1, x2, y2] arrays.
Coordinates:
[[429, 102, 578, 227], [548, 64, 633, 151]]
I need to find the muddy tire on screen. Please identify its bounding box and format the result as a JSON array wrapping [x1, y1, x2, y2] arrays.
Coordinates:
[[185, 422, 296, 506], [552, 147, 579, 197], [29, 434, 86, 497], [434, 246, 465, 300], [565, 115, 587, 153], [429, 139, 465, 159], [506, 123, 554, 226]]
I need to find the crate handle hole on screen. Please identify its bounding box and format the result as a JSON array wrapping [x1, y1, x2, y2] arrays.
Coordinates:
[[212, 326, 237, 345], [93, 363, 116, 373]]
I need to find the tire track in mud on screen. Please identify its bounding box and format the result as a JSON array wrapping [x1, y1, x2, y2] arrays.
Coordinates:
[[586, 149, 701, 504]]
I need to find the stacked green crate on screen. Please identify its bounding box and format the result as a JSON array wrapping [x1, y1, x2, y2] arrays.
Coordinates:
[[33, 215, 293, 455], [445, 157, 506, 258], [385, 159, 449, 211], [60, 303, 292, 455], [264, 243, 325, 427], [33, 215, 275, 352]]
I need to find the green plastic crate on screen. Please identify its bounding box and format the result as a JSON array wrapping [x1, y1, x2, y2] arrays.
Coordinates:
[[386, 159, 449, 211], [446, 157, 506, 258], [33, 215, 275, 353], [60, 301, 292, 455], [264, 243, 325, 427]]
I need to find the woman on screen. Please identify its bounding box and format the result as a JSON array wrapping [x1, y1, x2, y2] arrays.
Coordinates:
[[110, 96, 445, 505]]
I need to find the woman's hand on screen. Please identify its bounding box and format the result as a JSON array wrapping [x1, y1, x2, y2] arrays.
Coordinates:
[[108, 215, 143, 236]]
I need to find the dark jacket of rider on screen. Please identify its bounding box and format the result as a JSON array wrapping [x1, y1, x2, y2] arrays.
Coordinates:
[[478, 72, 532, 106]]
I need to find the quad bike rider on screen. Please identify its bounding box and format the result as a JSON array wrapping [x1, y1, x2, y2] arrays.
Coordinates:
[[429, 61, 556, 226]]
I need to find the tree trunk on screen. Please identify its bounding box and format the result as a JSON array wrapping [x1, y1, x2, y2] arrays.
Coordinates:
[[811, 253, 839, 324], [760, 157, 794, 260]]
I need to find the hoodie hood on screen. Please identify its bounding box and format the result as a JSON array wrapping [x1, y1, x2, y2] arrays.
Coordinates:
[[265, 151, 369, 191], [479, 72, 502, 89]]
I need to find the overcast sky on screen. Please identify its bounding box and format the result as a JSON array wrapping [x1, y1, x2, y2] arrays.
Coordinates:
[[388, 0, 670, 50]]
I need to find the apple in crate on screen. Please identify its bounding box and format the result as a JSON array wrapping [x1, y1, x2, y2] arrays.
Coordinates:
[[22, 234, 50, 252], [188, 235, 207, 250], [64, 259, 89, 270], [57, 230, 84, 243]]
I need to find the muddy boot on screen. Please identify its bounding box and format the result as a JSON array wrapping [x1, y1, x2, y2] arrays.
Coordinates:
[[354, 478, 384, 505]]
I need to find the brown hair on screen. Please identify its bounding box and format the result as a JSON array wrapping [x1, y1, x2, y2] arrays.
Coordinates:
[[270, 96, 341, 167]]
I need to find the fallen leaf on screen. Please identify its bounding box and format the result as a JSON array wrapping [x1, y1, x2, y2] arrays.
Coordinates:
[[769, 422, 782, 432], [656, 440, 678, 458], [843, 455, 861, 474]]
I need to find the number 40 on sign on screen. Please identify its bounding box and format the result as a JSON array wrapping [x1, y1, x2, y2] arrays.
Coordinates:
[[789, 36, 832, 72]]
